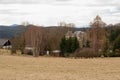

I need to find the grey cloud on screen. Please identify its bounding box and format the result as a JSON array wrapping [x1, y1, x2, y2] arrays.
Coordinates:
[[0, 0, 72, 4], [116, 7, 120, 11], [87, 0, 120, 7], [0, 0, 40, 4], [0, 0, 119, 7], [0, 0, 45, 4], [87, 3, 120, 7], [55, 0, 72, 2], [111, 7, 120, 16], [0, 9, 29, 15], [95, 0, 119, 4], [95, 8, 120, 18]]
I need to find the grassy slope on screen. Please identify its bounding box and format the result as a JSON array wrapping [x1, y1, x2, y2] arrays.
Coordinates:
[[0, 55, 120, 80]]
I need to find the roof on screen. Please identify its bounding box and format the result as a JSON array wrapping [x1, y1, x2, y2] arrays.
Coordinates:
[[52, 50, 60, 53], [0, 39, 9, 46], [65, 31, 75, 37], [74, 31, 85, 35]]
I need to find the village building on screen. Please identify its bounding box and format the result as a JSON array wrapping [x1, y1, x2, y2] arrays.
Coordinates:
[[51, 50, 60, 57], [0, 39, 12, 49], [65, 31, 75, 39], [65, 31, 87, 48], [24, 44, 33, 55], [74, 31, 87, 48]]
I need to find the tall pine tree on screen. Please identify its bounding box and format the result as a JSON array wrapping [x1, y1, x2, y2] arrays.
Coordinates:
[[60, 36, 66, 56], [60, 36, 79, 56]]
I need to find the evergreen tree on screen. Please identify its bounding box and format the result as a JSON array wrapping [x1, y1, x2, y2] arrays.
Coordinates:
[[67, 37, 72, 53], [71, 37, 79, 53], [109, 28, 120, 43], [113, 35, 120, 51], [74, 37, 79, 50], [60, 36, 79, 56], [71, 37, 75, 53], [60, 36, 66, 55]]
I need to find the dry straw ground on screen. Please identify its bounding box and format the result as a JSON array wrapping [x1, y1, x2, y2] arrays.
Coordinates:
[[0, 55, 120, 80]]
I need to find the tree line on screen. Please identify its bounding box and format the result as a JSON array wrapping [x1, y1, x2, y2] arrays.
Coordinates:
[[10, 21, 120, 57]]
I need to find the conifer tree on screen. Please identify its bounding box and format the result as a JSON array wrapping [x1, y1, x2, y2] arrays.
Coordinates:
[[60, 36, 79, 56]]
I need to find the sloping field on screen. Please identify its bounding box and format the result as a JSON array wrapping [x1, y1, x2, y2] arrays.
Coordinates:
[[0, 55, 120, 80]]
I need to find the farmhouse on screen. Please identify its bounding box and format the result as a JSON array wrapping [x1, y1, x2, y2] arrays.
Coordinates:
[[74, 31, 87, 48], [0, 39, 12, 49], [65, 31, 87, 48]]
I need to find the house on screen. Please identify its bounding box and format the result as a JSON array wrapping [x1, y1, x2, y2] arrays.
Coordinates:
[[65, 31, 87, 48], [74, 31, 87, 48], [51, 50, 61, 57], [0, 39, 12, 49], [24, 45, 33, 55], [65, 31, 75, 39], [25, 45, 33, 50]]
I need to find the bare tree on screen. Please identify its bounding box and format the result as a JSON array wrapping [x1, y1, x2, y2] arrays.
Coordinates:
[[45, 27, 73, 51], [25, 25, 46, 57], [90, 15, 107, 53]]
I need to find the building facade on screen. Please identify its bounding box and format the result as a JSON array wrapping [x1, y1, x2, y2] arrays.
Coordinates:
[[65, 31, 87, 48]]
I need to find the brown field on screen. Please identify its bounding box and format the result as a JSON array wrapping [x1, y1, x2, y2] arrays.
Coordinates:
[[0, 55, 120, 80]]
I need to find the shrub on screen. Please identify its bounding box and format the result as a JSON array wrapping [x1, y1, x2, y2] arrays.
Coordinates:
[[103, 49, 120, 57], [103, 52, 115, 57], [23, 49, 33, 55], [11, 48, 16, 54], [74, 48, 101, 58]]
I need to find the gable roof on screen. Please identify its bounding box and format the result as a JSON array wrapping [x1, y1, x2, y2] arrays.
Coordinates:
[[0, 39, 9, 46], [65, 31, 75, 37]]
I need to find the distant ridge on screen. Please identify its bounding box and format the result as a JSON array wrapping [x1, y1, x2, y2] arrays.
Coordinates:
[[0, 24, 26, 39], [0, 24, 90, 39]]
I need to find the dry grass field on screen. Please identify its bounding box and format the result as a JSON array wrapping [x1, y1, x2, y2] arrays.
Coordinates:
[[0, 55, 120, 80]]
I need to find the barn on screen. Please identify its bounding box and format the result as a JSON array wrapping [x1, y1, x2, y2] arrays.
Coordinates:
[[0, 39, 12, 49]]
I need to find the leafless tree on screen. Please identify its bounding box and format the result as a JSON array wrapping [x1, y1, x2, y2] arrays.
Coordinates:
[[25, 25, 46, 57], [45, 26, 74, 51], [90, 15, 107, 53]]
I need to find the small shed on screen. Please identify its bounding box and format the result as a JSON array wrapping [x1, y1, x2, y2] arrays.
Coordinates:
[[0, 39, 12, 49], [24, 45, 33, 55], [51, 50, 61, 57]]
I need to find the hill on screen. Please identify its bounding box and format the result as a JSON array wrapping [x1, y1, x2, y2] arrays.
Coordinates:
[[0, 25, 26, 39], [0, 25, 89, 39]]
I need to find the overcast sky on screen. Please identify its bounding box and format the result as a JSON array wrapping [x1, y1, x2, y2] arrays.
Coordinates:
[[0, 0, 120, 27]]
